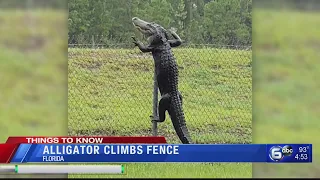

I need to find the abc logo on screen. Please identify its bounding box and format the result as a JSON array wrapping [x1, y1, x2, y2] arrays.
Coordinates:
[[269, 145, 293, 161]]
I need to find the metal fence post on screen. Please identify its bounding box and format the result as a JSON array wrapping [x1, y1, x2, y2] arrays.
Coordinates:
[[152, 69, 159, 136]]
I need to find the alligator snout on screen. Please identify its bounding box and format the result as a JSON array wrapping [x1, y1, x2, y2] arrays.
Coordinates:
[[132, 17, 155, 36], [132, 17, 149, 26]]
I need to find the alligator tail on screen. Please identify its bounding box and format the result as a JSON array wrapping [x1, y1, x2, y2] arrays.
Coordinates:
[[166, 93, 193, 144]]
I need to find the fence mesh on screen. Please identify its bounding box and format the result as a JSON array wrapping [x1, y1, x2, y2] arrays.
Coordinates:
[[68, 36, 252, 144]]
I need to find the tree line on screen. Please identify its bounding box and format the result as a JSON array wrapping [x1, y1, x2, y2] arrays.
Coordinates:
[[0, 0, 66, 9], [254, 0, 320, 11], [2, 0, 319, 46], [68, 0, 252, 47]]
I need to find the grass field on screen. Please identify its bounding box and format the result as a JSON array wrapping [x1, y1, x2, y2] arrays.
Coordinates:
[[253, 8, 320, 178], [68, 47, 252, 178], [69, 163, 250, 178], [0, 10, 67, 178], [68, 47, 252, 143], [0, 10, 67, 139]]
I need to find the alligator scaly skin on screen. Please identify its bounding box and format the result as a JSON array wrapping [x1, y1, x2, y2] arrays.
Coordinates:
[[153, 43, 193, 144]]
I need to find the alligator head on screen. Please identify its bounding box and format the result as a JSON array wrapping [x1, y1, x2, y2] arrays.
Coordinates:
[[132, 17, 169, 46]]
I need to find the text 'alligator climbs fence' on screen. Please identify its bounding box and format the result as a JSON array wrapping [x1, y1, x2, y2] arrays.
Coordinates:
[[68, 37, 252, 144]]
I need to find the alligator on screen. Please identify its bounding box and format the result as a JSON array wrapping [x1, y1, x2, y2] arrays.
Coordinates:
[[131, 17, 193, 144]]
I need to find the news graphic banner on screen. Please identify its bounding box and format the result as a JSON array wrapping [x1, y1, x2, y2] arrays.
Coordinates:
[[0, 137, 312, 163]]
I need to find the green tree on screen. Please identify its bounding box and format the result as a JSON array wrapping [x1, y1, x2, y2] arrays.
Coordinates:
[[204, 0, 251, 46], [68, 0, 91, 42], [67, 0, 252, 46]]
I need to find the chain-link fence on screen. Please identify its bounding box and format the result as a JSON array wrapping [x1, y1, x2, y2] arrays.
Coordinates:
[[68, 36, 252, 144]]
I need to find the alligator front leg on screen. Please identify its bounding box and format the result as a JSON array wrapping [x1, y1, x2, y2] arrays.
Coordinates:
[[132, 36, 153, 52], [168, 30, 182, 48]]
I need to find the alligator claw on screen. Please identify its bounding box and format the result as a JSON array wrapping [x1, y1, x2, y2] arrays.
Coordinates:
[[131, 36, 138, 46], [168, 27, 177, 33], [149, 115, 160, 122]]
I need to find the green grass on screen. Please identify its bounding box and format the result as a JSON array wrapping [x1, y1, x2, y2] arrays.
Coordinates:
[[0, 9, 67, 145], [253, 8, 320, 178], [68, 48, 252, 144], [0, 9, 67, 179], [70, 163, 251, 178], [68, 47, 252, 178]]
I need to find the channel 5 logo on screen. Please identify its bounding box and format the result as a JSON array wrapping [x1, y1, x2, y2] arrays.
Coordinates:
[[269, 145, 293, 161]]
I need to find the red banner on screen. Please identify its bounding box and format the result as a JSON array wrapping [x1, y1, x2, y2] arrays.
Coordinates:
[[0, 144, 19, 163], [5, 136, 167, 144]]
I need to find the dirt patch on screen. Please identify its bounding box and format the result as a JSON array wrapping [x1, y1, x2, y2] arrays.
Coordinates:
[[229, 126, 251, 135], [21, 120, 41, 129], [58, 62, 67, 73], [266, 73, 287, 83], [306, 40, 320, 50], [110, 65, 121, 71], [259, 43, 279, 53], [235, 62, 252, 69], [74, 61, 102, 71], [125, 63, 151, 72], [23, 93, 40, 102], [128, 53, 151, 59], [212, 64, 222, 70], [23, 14, 39, 26], [184, 61, 200, 68], [26, 36, 46, 51], [93, 115, 113, 121], [3, 35, 46, 53]]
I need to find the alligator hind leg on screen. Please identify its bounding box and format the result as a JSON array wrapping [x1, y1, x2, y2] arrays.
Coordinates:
[[158, 93, 170, 122]]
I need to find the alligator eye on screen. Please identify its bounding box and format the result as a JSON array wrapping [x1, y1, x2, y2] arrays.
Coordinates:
[[156, 34, 162, 39]]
